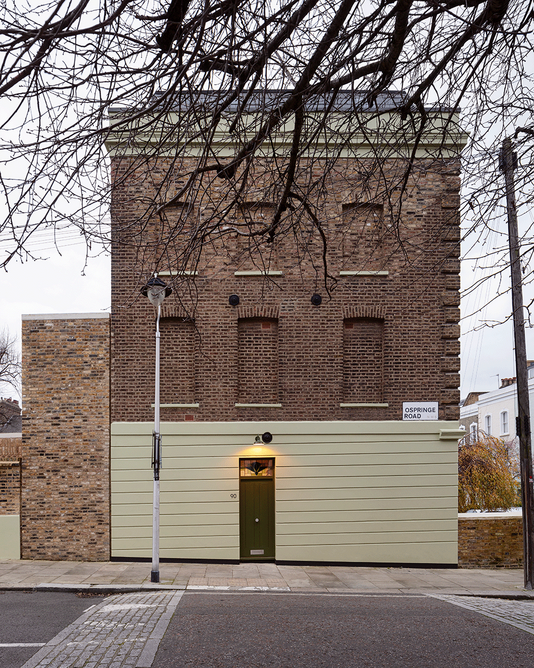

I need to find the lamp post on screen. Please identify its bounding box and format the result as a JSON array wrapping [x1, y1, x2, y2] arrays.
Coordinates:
[[141, 274, 172, 583]]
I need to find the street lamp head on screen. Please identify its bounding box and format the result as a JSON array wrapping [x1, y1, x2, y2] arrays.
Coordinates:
[[141, 275, 172, 307]]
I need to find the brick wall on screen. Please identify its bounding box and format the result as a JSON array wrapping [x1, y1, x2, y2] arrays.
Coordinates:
[[0, 435, 21, 515], [458, 516, 523, 568], [21, 315, 110, 561], [110, 155, 461, 424], [159, 318, 196, 404], [343, 318, 384, 403], [238, 318, 279, 404]]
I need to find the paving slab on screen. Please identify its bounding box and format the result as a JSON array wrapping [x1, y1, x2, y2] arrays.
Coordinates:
[[0, 560, 531, 597]]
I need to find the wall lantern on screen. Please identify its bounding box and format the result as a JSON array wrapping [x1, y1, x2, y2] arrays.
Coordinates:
[[254, 432, 273, 444]]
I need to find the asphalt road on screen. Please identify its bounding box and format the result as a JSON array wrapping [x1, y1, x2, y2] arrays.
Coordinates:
[[154, 592, 534, 668], [3, 590, 534, 667], [0, 590, 105, 668]]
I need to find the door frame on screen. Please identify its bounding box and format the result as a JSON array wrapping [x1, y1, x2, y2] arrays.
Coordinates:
[[239, 457, 275, 561]]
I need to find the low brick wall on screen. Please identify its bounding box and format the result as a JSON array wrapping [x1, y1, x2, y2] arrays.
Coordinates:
[[0, 434, 21, 516], [458, 515, 523, 568]]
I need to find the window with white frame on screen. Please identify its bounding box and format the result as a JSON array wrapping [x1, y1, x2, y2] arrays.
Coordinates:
[[470, 423, 477, 439], [500, 410, 509, 435], [484, 414, 492, 435]]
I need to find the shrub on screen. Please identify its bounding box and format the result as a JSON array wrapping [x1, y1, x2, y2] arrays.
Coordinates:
[[458, 432, 519, 513]]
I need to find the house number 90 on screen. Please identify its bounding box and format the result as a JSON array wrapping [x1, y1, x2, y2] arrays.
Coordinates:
[[230, 494, 237, 498]]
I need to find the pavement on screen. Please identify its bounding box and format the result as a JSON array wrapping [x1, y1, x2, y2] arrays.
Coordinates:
[[0, 559, 532, 597]]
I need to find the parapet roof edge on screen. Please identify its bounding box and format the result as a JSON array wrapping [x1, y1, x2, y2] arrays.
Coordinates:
[[108, 88, 463, 115], [109, 88, 409, 114], [22, 312, 110, 321]]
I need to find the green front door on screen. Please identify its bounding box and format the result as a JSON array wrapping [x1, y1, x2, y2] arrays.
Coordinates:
[[239, 458, 275, 561]]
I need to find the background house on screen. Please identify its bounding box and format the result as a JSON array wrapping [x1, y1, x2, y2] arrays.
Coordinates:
[[0, 397, 21, 559], [459, 362, 534, 444], [0, 397, 21, 434]]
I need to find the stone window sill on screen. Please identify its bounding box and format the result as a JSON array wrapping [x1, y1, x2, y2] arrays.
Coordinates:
[[340, 403, 389, 408], [234, 270, 284, 276], [339, 271, 389, 276], [235, 403, 282, 408]]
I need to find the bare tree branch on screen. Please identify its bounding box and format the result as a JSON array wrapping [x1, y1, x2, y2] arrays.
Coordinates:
[[0, 330, 20, 393], [0, 0, 531, 312]]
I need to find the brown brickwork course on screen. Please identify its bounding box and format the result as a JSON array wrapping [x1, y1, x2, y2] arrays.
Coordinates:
[[0, 435, 21, 515], [21, 316, 110, 561], [110, 155, 461, 424], [458, 517, 523, 568]]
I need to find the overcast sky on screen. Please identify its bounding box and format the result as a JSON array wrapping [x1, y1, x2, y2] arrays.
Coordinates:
[[0, 242, 110, 401]]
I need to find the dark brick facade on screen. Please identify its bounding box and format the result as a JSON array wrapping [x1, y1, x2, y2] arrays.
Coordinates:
[[110, 156, 461, 425], [21, 315, 110, 561]]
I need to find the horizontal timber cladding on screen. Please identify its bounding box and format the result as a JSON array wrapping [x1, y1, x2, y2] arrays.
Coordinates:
[[111, 420, 459, 564]]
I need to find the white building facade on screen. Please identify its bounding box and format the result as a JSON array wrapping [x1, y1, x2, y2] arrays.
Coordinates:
[[459, 370, 534, 443]]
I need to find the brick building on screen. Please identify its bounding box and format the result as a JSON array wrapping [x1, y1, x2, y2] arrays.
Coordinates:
[[19, 314, 110, 561], [19, 91, 466, 564], [0, 398, 21, 558], [0, 397, 21, 433]]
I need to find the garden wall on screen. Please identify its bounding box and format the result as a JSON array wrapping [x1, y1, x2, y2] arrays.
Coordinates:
[[458, 514, 523, 568]]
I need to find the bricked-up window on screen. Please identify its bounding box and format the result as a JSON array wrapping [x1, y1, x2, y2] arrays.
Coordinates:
[[159, 318, 197, 404], [238, 318, 279, 403], [234, 203, 277, 271], [343, 318, 384, 403], [342, 203, 385, 269]]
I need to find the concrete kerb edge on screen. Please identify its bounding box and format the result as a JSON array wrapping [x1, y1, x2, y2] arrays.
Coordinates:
[[1, 584, 534, 598], [0, 583, 185, 594]]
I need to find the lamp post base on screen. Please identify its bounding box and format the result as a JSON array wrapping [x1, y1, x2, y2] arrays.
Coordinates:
[[151, 570, 160, 583]]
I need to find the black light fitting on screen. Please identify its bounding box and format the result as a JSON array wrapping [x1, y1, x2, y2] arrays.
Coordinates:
[[311, 293, 322, 306], [229, 294, 240, 306], [141, 276, 172, 299]]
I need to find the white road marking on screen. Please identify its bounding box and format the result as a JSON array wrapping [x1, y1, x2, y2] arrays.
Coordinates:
[[0, 643, 46, 647], [100, 603, 161, 612]]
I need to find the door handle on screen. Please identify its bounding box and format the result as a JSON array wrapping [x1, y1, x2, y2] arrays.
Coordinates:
[[255, 518, 259, 523]]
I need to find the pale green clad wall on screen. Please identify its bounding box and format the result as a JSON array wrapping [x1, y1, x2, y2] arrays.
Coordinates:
[[111, 421, 461, 564], [0, 515, 20, 559]]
